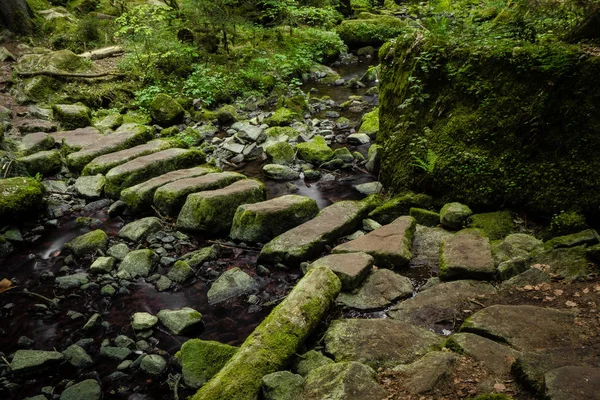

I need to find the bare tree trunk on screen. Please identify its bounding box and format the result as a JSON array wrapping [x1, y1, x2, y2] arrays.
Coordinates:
[[0, 0, 34, 34]]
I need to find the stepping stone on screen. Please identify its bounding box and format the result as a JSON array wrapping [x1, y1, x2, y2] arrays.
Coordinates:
[[117, 249, 158, 279], [513, 344, 600, 393], [74, 174, 105, 199], [388, 280, 497, 333], [303, 362, 388, 400], [118, 217, 162, 242], [324, 319, 442, 369], [18, 149, 62, 175], [230, 195, 320, 243], [50, 127, 103, 152], [11, 350, 64, 374], [154, 172, 246, 216], [19, 132, 55, 155], [207, 267, 257, 304], [67, 125, 152, 172], [447, 332, 520, 376], [337, 269, 413, 310], [410, 225, 454, 270], [332, 216, 416, 269], [15, 119, 57, 134], [531, 245, 590, 280], [439, 229, 495, 281], [121, 166, 216, 211], [306, 252, 374, 290], [82, 139, 177, 175], [259, 200, 372, 266], [460, 305, 580, 351], [157, 307, 203, 335], [131, 312, 158, 330], [544, 366, 600, 400], [177, 180, 266, 234], [105, 148, 205, 197], [391, 351, 457, 395]]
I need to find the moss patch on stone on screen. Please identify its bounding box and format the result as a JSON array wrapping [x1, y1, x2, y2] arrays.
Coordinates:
[[175, 339, 237, 389], [0, 177, 45, 222], [295, 135, 334, 165]]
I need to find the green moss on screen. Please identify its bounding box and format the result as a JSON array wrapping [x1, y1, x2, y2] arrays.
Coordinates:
[[468, 211, 516, 240], [409, 207, 440, 227], [18, 150, 62, 176], [265, 126, 299, 142], [295, 136, 334, 165], [150, 93, 185, 126], [266, 107, 296, 127], [336, 15, 410, 48], [0, 177, 45, 222], [216, 105, 240, 125], [265, 142, 295, 165], [333, 147, 354, 163], [176, 339, 237, 389], [160, 126, 179, 137], [64, 229, 108, 258], [548, 210, 587, 236], [192, 109, 218, 122], [358, 108, 379, 138], [369, 192, 433, 224], [52, 103, 92, 130]]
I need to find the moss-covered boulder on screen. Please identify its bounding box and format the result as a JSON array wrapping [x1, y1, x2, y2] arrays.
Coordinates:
[[368, 192, 432, 224], [0, 177, 45, 222], [358, 108, 379, 138], [19, 132, 55, 156], [64, 229, 108, 258], [52, 104, 92, 130], [265, 141, 295, 165], [117, 249, 158, 279], [262, 164, 300, 181], [230, 195, 319, 243], [304, 361, 388, 399], [264, 126, 300, 144], [440, 202, 473, 230], [378, 31, 600, 219], [295, 136, 334, 165], [336, 14, 410, 48], [468, 211, 516, 240], [261, 371, 305, 400], [216, 105, 239, 125], [265, 107, 295, 127], [17, 150, 62, 176], [409, 207, 440, 227], [150, 94, 185, 127], [175, 339, 237, 389], [157, 307, 203, 335]]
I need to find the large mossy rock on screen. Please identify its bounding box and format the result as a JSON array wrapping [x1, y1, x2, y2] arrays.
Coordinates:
[[17, 150, 62, 176], [150, 93, 185, 126], [295, 135, 334, 165], [378, 32, 600, 218], [336, 14, 410, 48], [64, 229, 108, 258], [0, 177, 45, 222], [303, 361, 388, 400], [52, 104, 92, 130], [175, 339, 237, 389]]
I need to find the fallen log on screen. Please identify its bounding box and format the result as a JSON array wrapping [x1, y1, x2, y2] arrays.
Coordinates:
[[192, 266, 341, 400], [79, 46, 124, 60], [15, 70, 125, 79]]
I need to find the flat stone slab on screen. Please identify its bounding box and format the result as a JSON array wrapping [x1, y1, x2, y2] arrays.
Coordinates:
[[105, 148, 205, 197], [121, 166, 215, 211], [307, 252, 374, 290], [337, 269, 413, 310], [544, 366, 600, 400], [74, 174, 105, 199], [391, 351, 457, 395], [66, 125, 152, 172], [448, 332, 520, 376], [409, 225, 454, 270], [11, 350, 64, 374], [177, 179, 266, 234], [118, 216, 162, 242], [230, 194, 320, 243], [332, 216, 416, 269], [82, 139, 177, 175], [439, 229, 495, 281], [388, 280, 497, 333], [154, 171, 246, 216], [324, 318, 443, 369], [513, 344, 600, 393], [460, 305, 580, 351], [59, 379, 101, 400], [20, 132, 55, 155], [303, 362, 388, 400], [50, 127, 103, 151], [259, 200, 372, 266]]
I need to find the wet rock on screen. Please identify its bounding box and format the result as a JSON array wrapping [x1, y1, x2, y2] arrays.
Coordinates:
[[95, 113, 123, 132], [107, 243, 129, 261], [337, 269, 413, 310], [115, 335, 135, 349], [461, 305, 580, 350], [439, 229, 495, 281], [11, 350, 64, 374], [259, 200, 372, 266], [118, 217, 163, 242], [347, 133, 370, 145], [333, 147, 354, 163], [0, 177, 45, 223], [154, 275, 171, 291], [90, 256, 115, 273], [101, 284, 116, 296], [168, 260, 194, 283], [63, 344, 93, 368], [266, 141, 295, 165], [20, 132, 55, 156], [439, 202, 473, 230], [544, 366, 600, 400], [231, 195, 319, 243], [303, 362, 387, 400], [368, 192, 432, 225], [64, 229, 108, 258], [306, 252, 373, 290], [150, 93, 184, 126], [303, 169, 321, 180], [544, 229, 599, 249], [261, 371, 305, 400], [140, 354, 167, 376], [391, 351, 457, 394], [153, 172, 246, 216], [52, 104, 91, 130], [56, 272, 89, 289], [295, 135, 334, 165], [59, 379, 101, 400], [447, 333, 519, 376], [100, 346, 132, 361], [82, 313, 102, 331], [292, 350, 334, 377], [18, 150, 62, 176], [530, 245, 589, 280], [232, 121, 265, 142], [324, 319, 442, 368], [180, 245, 219, 267], [263, 164, 300, 181], [333, 216, 416, 269], [353, 181, 382, 195], [157, 307, 203, 335], [366, 144, 382, 173], [74, 175, 106, 199], [207, 267, 257, 304], [132, 312, 158, 330], [118, 249, 158, 278], [177, 179, 266, 235], [388, 280, 496, 333], [175, 339, 237, 389]]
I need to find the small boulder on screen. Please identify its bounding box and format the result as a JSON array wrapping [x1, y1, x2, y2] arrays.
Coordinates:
[[56, 272, 89, 289], [118, 217, 163, 242], [11, 350, 64, 374], [440, 202, 473, 230], [263, 164, 300, 181], [59, 379, 101, 400], [90, 256, 115, 273], [131, 312, 158, 330], [150, 94, 184, 126], [157, 307, 203, 335], [52, 104, 92, 130], [64, 230, 108, 258], [261, 371, 305, 400], [337, 269, 413, 310], [168, 260, 194, 283], [265, 141, 295, 165], [118, 249, 158, 278], [74, 174, 105, 199], [295, 136, 334, 165], [17, 150, 62, 176], [207, 267, 257, 304], [140, 354, 167, 376], [175, 339, 237, 388], [347, 133, 370, 145], [303, 361, 387, 399], [0, 177, 45, 222]]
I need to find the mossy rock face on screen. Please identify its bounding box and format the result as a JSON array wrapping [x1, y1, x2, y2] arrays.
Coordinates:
[[52, 104, 92, 130], [295, 136, 334, 165], [409, 207, 440, 227], [264, 126, 300, 143], [336, 15, 410, 48], [175, 339, 237, 389], [216, 105, 239, 125], [0, 177, 45, 222], [150, 94, 185, 127], [369, 192, 432, 225], [18, 150, 62, 176], [359, 108, 379, 138], [265, 141, 295, 165], [378, 33, 600, 219], [468, 211, 516, 240], [64, 229, 108, 258], [266, 107, 296, 127]]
